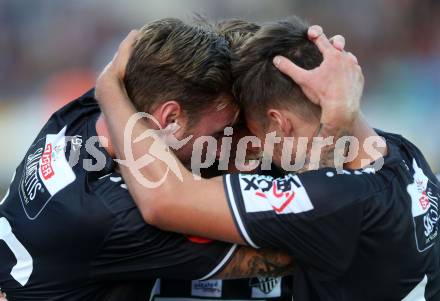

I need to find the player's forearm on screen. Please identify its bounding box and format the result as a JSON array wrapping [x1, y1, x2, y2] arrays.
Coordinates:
[[216, 247, 294, 279]]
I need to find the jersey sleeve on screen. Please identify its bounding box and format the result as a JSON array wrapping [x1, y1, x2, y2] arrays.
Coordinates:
[[90, 174, 237, 281], [223, 169, 378, 277]]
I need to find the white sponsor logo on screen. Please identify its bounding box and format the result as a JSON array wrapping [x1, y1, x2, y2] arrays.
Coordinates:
[[19, 126, 76, 219], [250, 277, 282, 298], [191, 280, 222, 298], [21, 147, 44, 203], [239, 173, 313, 214], [408, 159, 430, 217], [407, 159, 439, 252], [37, 126, 76, 196]]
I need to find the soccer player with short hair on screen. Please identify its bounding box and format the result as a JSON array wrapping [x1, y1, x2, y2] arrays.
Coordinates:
[[96, 18, 440, 300]]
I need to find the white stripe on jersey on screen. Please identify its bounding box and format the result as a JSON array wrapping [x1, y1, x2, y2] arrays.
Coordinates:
[[224, 174, 259, 249], [198, 243, 238, 280], [402, 275, 427, 301], [98, 173, 112, 180]]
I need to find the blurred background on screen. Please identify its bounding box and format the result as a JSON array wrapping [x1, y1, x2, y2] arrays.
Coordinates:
[[1, 0, 439, 195]]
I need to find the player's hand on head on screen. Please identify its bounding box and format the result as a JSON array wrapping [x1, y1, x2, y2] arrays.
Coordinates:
[[309, 25, 347, 52], [273, 25, 363, 128], [96, 30, 139, 101], [109, 29, 139, 80]]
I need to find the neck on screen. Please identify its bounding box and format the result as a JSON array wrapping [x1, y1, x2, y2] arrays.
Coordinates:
[[96, 114, 116, 158], [343, 114, 387, 170]]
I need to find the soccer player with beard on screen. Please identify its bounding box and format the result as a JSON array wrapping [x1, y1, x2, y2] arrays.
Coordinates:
[[0, 18, 299, 301], [96, 18, 440, 301]]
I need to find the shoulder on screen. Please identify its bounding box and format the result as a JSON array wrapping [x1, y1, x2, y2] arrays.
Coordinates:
[[299, 167, 392, 203], [90, 172, 138, 216], [226, 167, 392, 217], [89, 172, 162, 241]]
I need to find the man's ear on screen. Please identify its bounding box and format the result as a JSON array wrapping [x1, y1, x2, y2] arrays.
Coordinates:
[[152, 100, 188, 131], [267, 109, 293, 137]]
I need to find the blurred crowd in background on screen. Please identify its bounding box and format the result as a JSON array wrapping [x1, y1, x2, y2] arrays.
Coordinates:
[[1, 0, 439, 195]]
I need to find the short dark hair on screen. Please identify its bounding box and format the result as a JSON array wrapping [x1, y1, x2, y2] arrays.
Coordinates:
[[124, 18, 236, 125], [216, 19, 260, 51], [233, 17, 322, 126]]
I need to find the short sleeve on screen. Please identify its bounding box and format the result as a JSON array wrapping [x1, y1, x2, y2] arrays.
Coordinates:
[[223, 169, 378, 277], [90, 174, 237, 281]]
